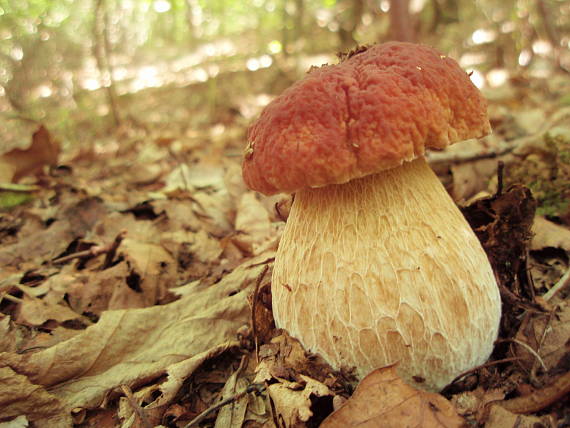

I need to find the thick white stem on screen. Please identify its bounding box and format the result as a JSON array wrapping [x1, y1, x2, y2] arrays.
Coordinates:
[[272, 157, 501, 391]]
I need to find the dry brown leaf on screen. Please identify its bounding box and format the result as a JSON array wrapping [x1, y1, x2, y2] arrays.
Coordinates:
[[0, 197, 107, 267], [214, 365, 251, 428], [267, 375, 332, 427], [531, 216, 570, 252], [0, 252, 274, 422], [514, 300, 570, 371], [321, 366, 465, 428], [15, 296, 84, 327], [234, 193, 273, 255], [0, 366, 71, 426], [0, 316, 18, 353], [0, 125, 60, 183], [485, 404, 553, 428], [452, 387, 505, 425], [450, 159, 498, 203]]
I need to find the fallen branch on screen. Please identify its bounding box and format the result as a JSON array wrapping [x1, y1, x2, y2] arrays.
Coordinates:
[[496, 370, 570, 414]]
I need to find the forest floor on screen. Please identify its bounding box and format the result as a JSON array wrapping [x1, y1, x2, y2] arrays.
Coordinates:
[[0, 60, 569, 427]]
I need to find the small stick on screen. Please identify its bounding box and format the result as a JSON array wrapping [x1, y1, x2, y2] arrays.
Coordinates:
[[102, 229, 127, 269], [251, 265, 269, 364], [184, 383, 266, 427], [496, 161, 504, 196], [530, 308, 556, 383], [0, 294, 24, 304], [120, 384, 152, 428], [52, 230, 126, 266], [543, 267, 570, 301], [497, 370, 570, 414], [495, 338, 547, 371]]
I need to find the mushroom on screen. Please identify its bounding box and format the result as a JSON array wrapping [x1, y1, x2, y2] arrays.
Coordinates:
[[242, 42, 501, 391]]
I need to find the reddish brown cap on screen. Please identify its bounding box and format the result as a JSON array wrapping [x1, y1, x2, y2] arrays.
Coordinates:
[[242, 42, 491, 195]]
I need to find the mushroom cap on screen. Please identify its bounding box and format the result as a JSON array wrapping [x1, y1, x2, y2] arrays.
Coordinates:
[[242, 42, 491, 195]]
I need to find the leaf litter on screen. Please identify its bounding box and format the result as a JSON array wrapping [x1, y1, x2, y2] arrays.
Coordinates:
[[0, 69, 569, 428]]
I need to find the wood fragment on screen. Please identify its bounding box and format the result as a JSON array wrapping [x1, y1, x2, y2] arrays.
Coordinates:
[[51, 230, 126, 266], [496, 371, 570, 414]]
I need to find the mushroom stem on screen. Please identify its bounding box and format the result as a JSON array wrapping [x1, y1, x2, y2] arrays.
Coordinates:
[[272, 157, 501, 391]]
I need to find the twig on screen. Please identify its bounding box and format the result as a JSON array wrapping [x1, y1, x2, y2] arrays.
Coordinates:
[[543, 267, 570, 301], [0, 293, 23, 304], [496, 161, 504, 196], [251, 265, 269, 364], [496, 370, 570, 414], [184, 383, 266, 428], [496, 338, 547, 371], [102, 229, 127, 269], [52, 230, 126, 266], [120, 384, 152, 428]]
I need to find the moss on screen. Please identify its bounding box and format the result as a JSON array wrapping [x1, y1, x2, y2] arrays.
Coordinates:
[[507, 131, 570, 219]]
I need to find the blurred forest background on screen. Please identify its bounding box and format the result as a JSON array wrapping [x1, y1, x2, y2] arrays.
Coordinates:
[[0, 0, 569, 148], [1, 2, 570, 426]]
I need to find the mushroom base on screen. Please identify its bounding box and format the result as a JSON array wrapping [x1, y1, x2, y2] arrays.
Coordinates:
[[271, 157, 501, 391]]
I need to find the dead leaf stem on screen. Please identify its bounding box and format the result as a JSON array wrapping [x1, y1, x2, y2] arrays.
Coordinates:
[[183, 383, 266, 427], [120, 384, 153, 428], [496, 338, 548, 371], [543, 266, 570, 301]]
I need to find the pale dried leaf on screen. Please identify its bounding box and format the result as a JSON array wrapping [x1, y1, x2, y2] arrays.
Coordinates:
[[1, 253, 274, 419], [15, 296, 83, 327], [451, 159, 498, 203], [234, 193, 273, 254], [0, 125, 59, 183], [531, 216, 570, 252], [321, 366, 464, 428], [485, 404, 552, 428], [214, 369, 249, 428], [0, 366, 69, 425], [515, 301, 570, 371], [0, 415, 29, 427], [267, 375, 332, 427], [0, 316, 17, 353]]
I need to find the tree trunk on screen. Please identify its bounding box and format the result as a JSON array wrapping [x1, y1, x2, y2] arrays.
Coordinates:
[[389, 0, 415, 42], [93, 0, 121, 127]]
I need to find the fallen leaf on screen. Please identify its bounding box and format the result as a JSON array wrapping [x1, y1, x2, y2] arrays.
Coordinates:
[[0, 125, 60, 183], [0, 253, 274, 422], [0, 366, 70, 426], [214, 361, 250, 428], [0, 316, 17, 353], [514, 300, 570, 371], [0, 197, 107, 267], [321, 365, 464, 428], [485, 403, 553, 428], [531, 216, 570, 252], [15, 295, 84, 327], [267, 375, 333, 427], [234, 193, 273, 255]]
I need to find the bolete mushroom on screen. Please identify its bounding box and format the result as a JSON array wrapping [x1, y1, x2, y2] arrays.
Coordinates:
[[242, 42, 501, 391]]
